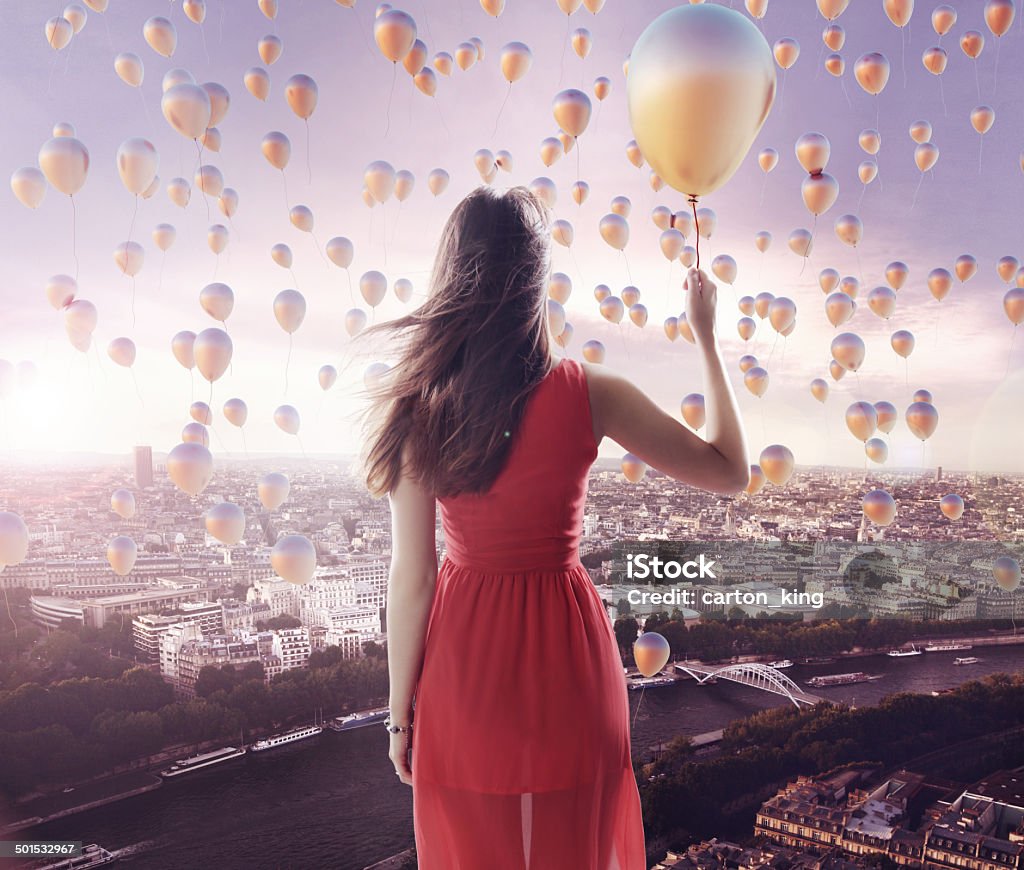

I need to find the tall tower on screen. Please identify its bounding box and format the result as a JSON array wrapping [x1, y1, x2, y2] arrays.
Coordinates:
[[133, 446, 154, 489], [935, 466, 943, 483]]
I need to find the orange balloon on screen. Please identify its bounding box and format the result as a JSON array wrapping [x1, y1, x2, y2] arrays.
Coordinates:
[[633, 631, 671, 677]]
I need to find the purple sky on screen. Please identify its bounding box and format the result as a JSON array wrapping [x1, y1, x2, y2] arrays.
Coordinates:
[[2, 0, 1023, 473]]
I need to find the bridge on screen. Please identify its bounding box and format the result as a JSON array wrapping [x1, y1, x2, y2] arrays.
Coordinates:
[[674, 661, 823, 708]]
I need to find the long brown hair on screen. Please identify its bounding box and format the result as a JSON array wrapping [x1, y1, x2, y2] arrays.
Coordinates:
[[362, 186, 553, 498]]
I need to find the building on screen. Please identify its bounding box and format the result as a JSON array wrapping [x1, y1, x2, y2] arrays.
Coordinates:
[[132, 602, 225, 663], [133, 445, 153, 488], [174, 633, 266, 698], [29, 595, 84, 630], [78, 584, 213, 629], [248, 577, 299, 619], [271, 627, 311, 671]]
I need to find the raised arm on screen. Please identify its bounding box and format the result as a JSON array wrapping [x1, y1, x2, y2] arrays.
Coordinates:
[[385, 462, 439, 785], [585, 268, 749, 495]]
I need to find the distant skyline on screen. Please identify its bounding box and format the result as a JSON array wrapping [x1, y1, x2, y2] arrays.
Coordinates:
[[2, 0, 1024, 475]]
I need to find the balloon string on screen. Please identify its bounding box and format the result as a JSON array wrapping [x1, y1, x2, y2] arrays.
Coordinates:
[[131, 277, 137, 328], [690, 197, 700, 273], [199, 20, 211, 66], [974, 61, 981, 101], [840, 76, 852, 109], [70, 195, 80, 284], [241, 426, 249, 456], [978, 136, 984, 176], [994, 38, 1002, 97], [384, 62, 397, 138], [281, 169, 291, 213], [126, 194, 139, 247], [938, 76, 947, 118], [131, 368, 145, 407], [631, 684, 645, 729], [3, 588, 17, 638], [492, 83, 511, 137], [909, 173, 924, 213], [305, 119, 312, 186], [901, 25, 907, 88], [310, 230, 330, 269], [285, 333, 292, 396]]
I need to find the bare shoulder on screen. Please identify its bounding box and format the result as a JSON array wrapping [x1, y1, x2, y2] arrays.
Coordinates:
[[580, 362, 643, 439]]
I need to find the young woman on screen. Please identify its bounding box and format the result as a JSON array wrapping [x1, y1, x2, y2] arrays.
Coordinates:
[[363, 186, 748, 869]]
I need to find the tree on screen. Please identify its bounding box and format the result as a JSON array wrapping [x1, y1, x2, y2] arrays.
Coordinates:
[[613, 616, 639, 656]]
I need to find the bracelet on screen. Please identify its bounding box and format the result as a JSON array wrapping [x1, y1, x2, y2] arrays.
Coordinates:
[[383, 717, 412, 734]]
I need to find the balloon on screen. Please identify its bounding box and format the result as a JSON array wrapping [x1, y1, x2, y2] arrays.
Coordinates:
[[200, 282, 234, 322], [572, 28, 592, 59], [905, 401, 939, 440], [824, 292, 854, 327], [621, 453, 647, 484], [768, 297, 796, 333], [915, 142, 939, 172], [223, 398, 248, 428], [271, 243, 294, 270], [403, 39, 428, 75], [867, 287, 897, 319], [712, 255, 737, 285], [345, 308, 369, 336], [754, 231, 772, 253], [358, 271, 388, 308], [874, 401, 898, 433], [433, 52, 453, 76], [581, 340, 605, 364], [365, 160, 396, 203], [773, 37, 799, 69], [971, 105, 995, 135], [753, 292, 774, 320], [758, 147, 779, 174], [913, 389, 934, 404], [547, 300, 567, 338], [481, 0, 505, 16], [829, 359, 846, 381], [961, 31, 985, 59], [167, 442, 213, 496], [859, 158, 878, 183], [548, 220, 571, 247], [788, 229, 813, 258], [834, 213, 862, 246], [890, 330, 915, 358], [205, 502, 246, 546], [825, 53, 844, 76], [746, 0, 769, 19], [680, 393, 705, 430], [289, 205, 314, 232], [259, 472, 290, 510], [207, 224, 229, 255], [810, 378, 829, 403], [760, 445, 794, 486], [998, 256, 1021, 284], [184, 421, 211, 446], [285, 74, 318, 120], [167, 177, 191, 208], [107, 337, 136, 368], [633, 631, 671, 676], [10, 165, 46, 209], [259, 0, 278, 19], [845, 401, 877, 442], [744, 366, 769, 397], [831, 332, 865, 371], [107, 536, 137, 576], [273, 289, 306, 333], [274, 405, 301, 436], [819, 269, 840, 294], [259, 34, 283, 65], [695, 208, 716, 239], [928, 268, 953, 301], [364, 362, 392, 390], [854, 52, 890, 95], [161, 83, 211, 140], [110, 489, 136, 519], [955, 254, 978, 283], [739, 354, 758, 373], [599, 296, 624, 324], [317, 365, 339, 392], [45, 16, 74, 50], [1004, 288, 1024, 325], [245, 67, 271, 101], [43, 275, 76, 311], [597, 213, 628, 250], [859, 128, 881, 154], [628, 303, 648, 329], [374, 9, 417, 62], [863, 490, 896, 526], [939, 494, 964, 521], [909, 120, 932, 144], [609, 196, 632, 218], [625, 139, 644, 169], [189, 401, 213, 425], [732, 317, 754, 342], [184, 0, 206, 24], [795, 132, 830, 174], [680, 247, 697, 269], [594, 76, 611, 100], [171, 331, 196, 370], [553, 91, 592, 142], [922, 46, 947, 75], [886, 261, 909, 290], [193, 328, 232, 382], [664, 317, 680, 342], [932, 5, 956, 35], [394, 169, 415, 201], [548, 273, 573, 305], [993, 556, 1021, 592], [865, 438, 888, 464], [0, 512, 28, 567], [823, 24, 845, 51], [985, 0, 1015, 37], [271, 534, 317, 584], [427, 169, 450, 196], [64, 298, 97, 335], [571, 181, 589, 205], [262, 132, 291, 170], [203, 82, 230, 126], [654, 229, 683, 261], [745, 464, 766, 495], [627, 5, 776, 197], [218, 188, 238, 218], [163, 68, 196, 92], [38, 137, 89, 196]]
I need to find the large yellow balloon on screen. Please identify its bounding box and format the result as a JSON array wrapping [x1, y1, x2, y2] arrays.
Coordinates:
[[626, 4, 775, 197]]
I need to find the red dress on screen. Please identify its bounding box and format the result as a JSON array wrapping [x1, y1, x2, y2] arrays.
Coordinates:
[[411, 358, 647, 869]]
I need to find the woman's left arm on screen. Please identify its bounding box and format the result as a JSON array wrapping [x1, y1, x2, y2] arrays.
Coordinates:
[[385, 466, 439, 785]]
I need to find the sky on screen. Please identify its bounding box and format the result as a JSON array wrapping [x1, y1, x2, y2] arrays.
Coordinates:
[[2, 0, 1024, 474]]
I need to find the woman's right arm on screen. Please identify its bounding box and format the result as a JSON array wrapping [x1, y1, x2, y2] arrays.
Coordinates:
[[585, 268, 750, 495]]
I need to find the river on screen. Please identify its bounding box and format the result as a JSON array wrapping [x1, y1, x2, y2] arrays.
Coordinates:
[[23, 644, 1024, 870]]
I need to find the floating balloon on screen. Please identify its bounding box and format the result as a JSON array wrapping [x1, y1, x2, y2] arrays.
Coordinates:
[[867, 286, 897, 319], [193, 328, 232, 382], [854, 52, 890, 95], [745, 464, 766, 496], [599, 296, 624, 324], [760, 444, 794, 486], [285, 74, 318, 120], [161, 83, 211, 138], [863, 489, 896, 526], [859, 128, 881, 154], [831, 332, 865, 371], [885, 261, 909, 290], [905, 401, 939, 440], [206, 502, 246, 545], [107, 536, 138, 576], [38, 137, 89, 196], [845, 401, 877, 442], [773, 37, 800, 69], [274, 404, 301, 435], [985, 1, 1015, 38], [427, 169, 449, 196], [939, 494, 964, 521], [915, 142, 939, 173], [318, 365, 338, 391], [581, 340, 605, 364], [167, 442, 213, 496], [744, 366, 769, 398], [874, 401, 898, 433], [110, 489, 136, 519], [273, 289, 306, 333], [360, 271, 387, 308], [680, 393, 705, 430], [810, 378, 829, 403], [633, 632, 671, 677], [345, 308, 369, 337], [223, 398, 248, 428], [200, 282, 234, 322], [891, 330, 915, 358], [819, 269, 840, 294], [271, 534, 317, 584], [167, 177, 191, 208], [768, 297, 796, 333], [865, 438, 888, 464], [10, 167, 46, 209], [927, 268, 953, 301], [107, 337, 137, 368], [245, 67, 271, 101], [621, 453, 647, 484], [374, 9, 417, 62], [594, 76, 611, 100], [834, 213, 862, 247], [955, 254, 978, 283]]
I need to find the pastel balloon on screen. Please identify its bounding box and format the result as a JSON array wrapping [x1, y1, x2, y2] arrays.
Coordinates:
[[998, 256, 1021, 284], [360, 271, 387, 308], [599, 296, 624, 324], [915, 142, 939, 172], [859, 129, 881, 154], [829, 359, 846, 381], [290, 205, 314, 232], [1004, 288, 1024, 325], [773, 37, 800, 69], [269, 244, 293, 270], [863, 489, 896, 526], [374, 9, 417, 62], [760, 444, 794, 486], [865, 438, 888, 464], [223, 398, 247, 427], [38, 136, 89, 196], [905, 401, 939, 440], [621, 453, 647, 484], [428, 169, 450, 196], [711, 255, 737, 285], [890, 330, 915, 358], [625, 139, 644, 169], [167, 442, 213, 496], [194, 164, 223, 198], [218, 188, 238, 218], [111, 489, 136, 519], [909, 120, 932, 144], [200, 282, 234, 322], [271, 534, 317, 584], [664, 317, 679, 341], [834, 213, 862, 246], [845, 401, 877, 442], [206, 502, 246, 545], [365, 160, 396, 202], [273, 289, 306, 333], [285, 74, 318, 120], [754, 292, 774, 320], [189, 401, 213, 425], [955, 254, 978, 283], [744, 366, 769, 397], [171, 331, 196, 370], [345, 308, 369, 336], [594, 76, 611, 100], [754, 231, 772, 253], [734, 317, 755, 342], [633, 631, 671, 677], [858, 161, 878, 185], [597, 213, 628, 250], [628, 303, 648, 329], [867, 287, 896, 319], [167, 177, 191, 208], [45, 17, 74, 50], [572, 28, 592, 59], [259, 34, 283, 65], [481, 0, 505, 16], [913, 389, 934, 404], [831, 332, 865, 371], [207, 224, 229, 254], [922, 46, 947, 75], [161, 83, 211, 138], [193, 328, 232, 382], [364, 362, 391, 390], [884, 261, 908, 290], [163, 68, 196, 91], [680, 247, 697, 268], [746, 464, 766, 495], [11, 166, 47, 209], [0, 513, 29, 567], [274, 404, 301, 435], [182, 423, 208, 446], [547, 300, 567, 338], [928, 268, 953, 301], [581, 340, 606, 364], [114, 52, 144, 87], [971, 105, 995, 135], [823, 23, 845, 50], [64, 299, 97, 337], [259, 0, 278, 19], [143, 16, 176, 56], [695, 208, 716, 239], [985, 0, 1015, 37], [258, 472, 290, 510], [262, 131, 291, 170], [318, 365, 338, 391], [768, 297, 796, 333], [433, 52, 453, 76], [203, 82, 230, 126], [810, 378, 829, 403], [854, 52, 890, 95], [112, 241, 144, 276], [825, 54, 844, 76], [571, 181, 590, 205], [939, 494, 964, 521], [961, 31, 984, 59], [874, 401, 898, 433], [758, 147, 779, 173], [107, 337, 137, 368], [107, 535, 138, 576], [739, 354, 758, 373], [183, 0, 206, 24], [680, 393, 705, 430], [403, 39, 427, 75], [932, 4, 956, 34], [394, 170, 415, 202], [819, 269, 840, 294], [245, 67, 271, 101], [795, 132, 830, 174], [788, 229, 813, 258], [627, 4, 776, 197]]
